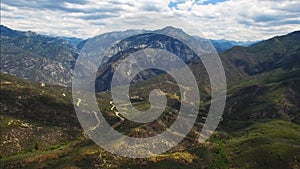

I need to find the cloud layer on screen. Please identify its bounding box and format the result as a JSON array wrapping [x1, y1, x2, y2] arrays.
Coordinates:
[[1, 0, 299, 40]]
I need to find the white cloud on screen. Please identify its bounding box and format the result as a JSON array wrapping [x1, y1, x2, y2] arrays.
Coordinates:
[[176, 0, 195, 11], [1, 0, 299, 41], [174, 0, 300, 40]]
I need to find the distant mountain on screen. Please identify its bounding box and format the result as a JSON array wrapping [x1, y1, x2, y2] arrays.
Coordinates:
[[76, 29, 149, 50], [60, 36, 84, 49], [210, 39, 256, 52], [193, 36, 256, 52], [0, 25, 78, 86], [78, 28, 254, 53]]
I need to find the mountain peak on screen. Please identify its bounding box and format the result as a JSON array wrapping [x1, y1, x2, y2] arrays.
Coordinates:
[[159, 26, 184, 33], [162, 26, 181, 30]]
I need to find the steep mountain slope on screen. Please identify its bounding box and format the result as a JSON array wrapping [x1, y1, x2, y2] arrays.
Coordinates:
[[0, 25, 78, 86], [216, 31, 300, 130], [94, 27, 201, 92], [222, 68, 300, 130], [223, 31, 300, 75]]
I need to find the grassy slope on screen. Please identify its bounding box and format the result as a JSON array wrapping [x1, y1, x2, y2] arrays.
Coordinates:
[[225, 120, 300, 169], [223, 68, 300, 131], [0, 73, 82, 160], [0, 72, 79, 128]]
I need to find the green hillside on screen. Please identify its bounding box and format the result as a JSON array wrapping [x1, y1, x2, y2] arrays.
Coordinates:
[[223, 31, 300, 75], [225, 120, 300, 169]]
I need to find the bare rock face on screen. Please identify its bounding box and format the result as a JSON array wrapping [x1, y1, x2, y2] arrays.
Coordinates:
[[93, 27, 201, 92]]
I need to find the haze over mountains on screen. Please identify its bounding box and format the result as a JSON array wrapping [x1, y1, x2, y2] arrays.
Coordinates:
[[1, 25, 300, 169]]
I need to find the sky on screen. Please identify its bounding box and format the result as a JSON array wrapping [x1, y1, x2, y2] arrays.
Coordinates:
[[1, 0, 299, 41]]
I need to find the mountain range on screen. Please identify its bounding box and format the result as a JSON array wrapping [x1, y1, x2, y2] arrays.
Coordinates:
[[0, 25, 255, 89]]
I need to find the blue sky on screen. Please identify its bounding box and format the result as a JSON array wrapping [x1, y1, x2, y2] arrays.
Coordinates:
[[196, 0, 228, 5], [1, 0, 299, 41], [169, 0, 228, 8]]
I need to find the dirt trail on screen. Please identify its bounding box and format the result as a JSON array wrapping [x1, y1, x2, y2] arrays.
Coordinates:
[[109, 101, 125, 121]]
